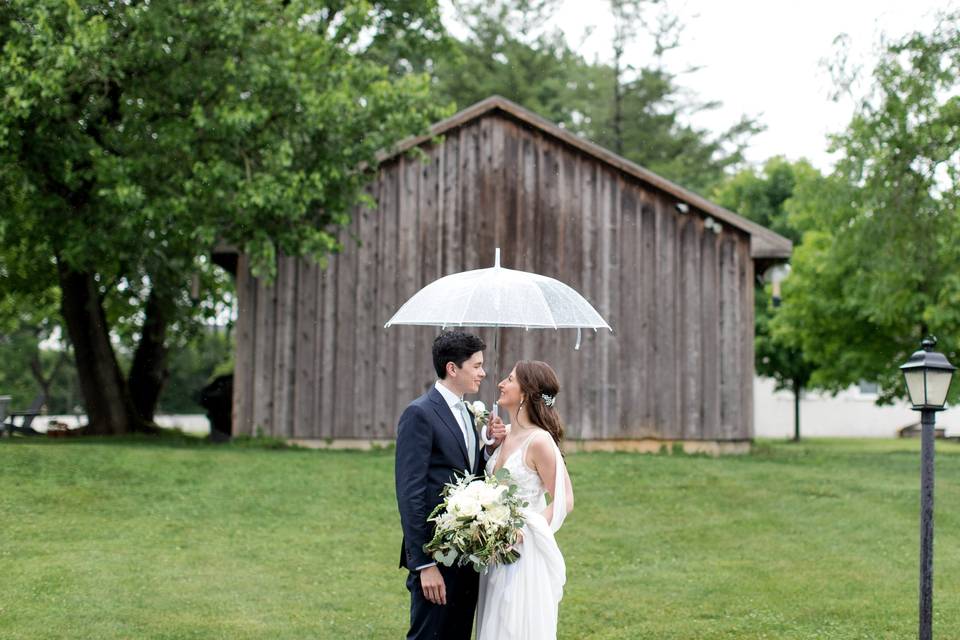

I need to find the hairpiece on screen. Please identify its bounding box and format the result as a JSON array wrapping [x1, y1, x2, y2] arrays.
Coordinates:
[[541, 393, 556, 407]]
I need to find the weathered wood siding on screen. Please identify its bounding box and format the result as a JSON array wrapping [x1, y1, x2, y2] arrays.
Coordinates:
[[233, 112, 755, 441]]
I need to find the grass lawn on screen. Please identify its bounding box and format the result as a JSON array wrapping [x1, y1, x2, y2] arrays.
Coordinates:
[[2, 436, 960, 639]]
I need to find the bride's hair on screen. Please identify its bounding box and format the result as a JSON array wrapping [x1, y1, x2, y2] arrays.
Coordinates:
[[515, 360, 564, 447]]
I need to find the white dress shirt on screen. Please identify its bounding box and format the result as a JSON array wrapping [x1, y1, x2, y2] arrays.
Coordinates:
[[435, 380, 472, 451]]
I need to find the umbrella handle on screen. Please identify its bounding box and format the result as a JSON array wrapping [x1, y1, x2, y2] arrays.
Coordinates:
[[479, 402, 499, 446], [480, 425, 496, 446]]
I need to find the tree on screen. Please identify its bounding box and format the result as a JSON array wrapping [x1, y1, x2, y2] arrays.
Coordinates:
[[434, 0, 596, 128], [774, 11, 960, 405], [438, 0, 761, 195], [714, 157, 818, 440], [0, 1, 449, 434]]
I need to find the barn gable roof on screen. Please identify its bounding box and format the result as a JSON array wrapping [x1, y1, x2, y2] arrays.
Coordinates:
[[382, 95, 792, 261]]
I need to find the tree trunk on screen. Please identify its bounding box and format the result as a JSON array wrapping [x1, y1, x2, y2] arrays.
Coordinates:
[[792, 379, 802, 442], [57, 261, 146, 435], [128, 286, 170, 423], [612, 43, 624, 155]]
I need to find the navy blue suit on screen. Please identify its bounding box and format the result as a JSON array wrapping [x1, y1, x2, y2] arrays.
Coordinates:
[[396, 386, 483, 640]]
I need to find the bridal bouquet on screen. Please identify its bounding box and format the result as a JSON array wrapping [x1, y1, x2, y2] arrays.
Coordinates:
[[424, 469, 527, 573]]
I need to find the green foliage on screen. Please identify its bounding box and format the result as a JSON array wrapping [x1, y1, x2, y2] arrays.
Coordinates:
[[773, 12, 960, 403], [434, 1, 595, 127], [1, 0, 448, 277], [0, 1, 450, 419], [712, 157, 812, 246], [436, 0, 759, 195], [592, 69, 761, 194], [713, 158, 817, 398], [3, 439, 960, 637]]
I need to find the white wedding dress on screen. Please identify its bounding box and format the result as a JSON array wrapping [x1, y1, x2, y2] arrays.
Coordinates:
[[476, 430, 569, 640]]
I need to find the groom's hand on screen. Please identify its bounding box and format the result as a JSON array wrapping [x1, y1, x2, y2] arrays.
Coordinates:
[[420, 565, 446, 605]]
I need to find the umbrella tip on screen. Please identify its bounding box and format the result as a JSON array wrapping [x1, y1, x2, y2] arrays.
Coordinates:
[[495, 247, 501, 268]]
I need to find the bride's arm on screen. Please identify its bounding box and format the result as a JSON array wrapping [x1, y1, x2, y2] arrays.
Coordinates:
[[526, 434, 574, 526]]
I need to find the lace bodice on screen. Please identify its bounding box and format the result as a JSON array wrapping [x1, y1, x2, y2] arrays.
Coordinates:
[[486, 431, 548, 514]]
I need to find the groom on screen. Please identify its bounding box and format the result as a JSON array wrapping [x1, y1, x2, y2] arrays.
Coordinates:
[[395, 331, 505, 640]]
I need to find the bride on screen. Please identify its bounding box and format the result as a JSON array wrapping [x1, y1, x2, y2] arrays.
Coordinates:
[[477, 360, 575, 640]]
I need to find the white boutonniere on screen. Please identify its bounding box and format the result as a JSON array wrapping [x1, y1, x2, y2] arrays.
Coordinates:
[[466, 401, 490, 430]]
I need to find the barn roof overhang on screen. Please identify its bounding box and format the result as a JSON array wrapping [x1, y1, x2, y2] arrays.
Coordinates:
[[380, 95, 793, 262]]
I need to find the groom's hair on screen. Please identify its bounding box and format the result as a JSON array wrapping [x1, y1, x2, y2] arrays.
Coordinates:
[[433, 331, 486, 379]]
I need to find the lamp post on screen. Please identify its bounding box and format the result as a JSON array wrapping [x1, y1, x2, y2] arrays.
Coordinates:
[[900, 337, 956, 640]]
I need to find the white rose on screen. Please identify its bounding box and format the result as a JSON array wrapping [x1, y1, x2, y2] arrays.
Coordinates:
[[478, 484, 503, 508], [485, 504, 510, 527], [449, 493, 482, 518], [463, 480, 487, 498], [471, 401, 487, 414]]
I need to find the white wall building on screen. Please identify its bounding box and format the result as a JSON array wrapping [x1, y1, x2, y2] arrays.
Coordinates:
[[754, 376, 960, 439]]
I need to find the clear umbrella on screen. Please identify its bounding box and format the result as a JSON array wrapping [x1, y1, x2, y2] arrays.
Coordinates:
[[385, 248, 612, 442]]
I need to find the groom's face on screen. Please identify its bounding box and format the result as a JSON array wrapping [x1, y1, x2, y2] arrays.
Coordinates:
[[449, 351, 485, 396]]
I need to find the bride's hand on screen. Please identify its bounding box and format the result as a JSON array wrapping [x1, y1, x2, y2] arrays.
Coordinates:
[[487, 415, 508, 447], [514, 529, 525, 546]]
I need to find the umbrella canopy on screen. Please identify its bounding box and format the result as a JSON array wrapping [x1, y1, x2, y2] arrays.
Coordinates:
[[384, 249, 611, 332], [385, 248, 611, 443]]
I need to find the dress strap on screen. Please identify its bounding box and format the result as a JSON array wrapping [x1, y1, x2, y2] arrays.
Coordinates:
[[520, 429, 547, 460]]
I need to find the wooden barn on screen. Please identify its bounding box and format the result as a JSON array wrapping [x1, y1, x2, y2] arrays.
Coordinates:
[[228, 96, 792, 453]]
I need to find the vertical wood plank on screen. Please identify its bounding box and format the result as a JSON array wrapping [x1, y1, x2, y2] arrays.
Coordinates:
[[293, 259, 318, 438], [618, 184, 642, 437], [577, 158, 598, 438], [741, 240, 755, 440], [271, 256, 297, 437], [371, 169, 391, 436], [332, 222, 357, 436], [354, 186, 377, 437], [315, 247, 336, 439], [639, 200, 657, 437], [719, 234, 742, 440], [596, 166, 614, 436], [680, 216, 703, 439], [559, 150, 582, 437], [232, 254, 255, 436], [393, 155, 419, 414], [654, 196, 679, 439], [252, 269, 276, 435], [442, 129, 461, 278], [381, 159, 403, 434], [700, 229, 721, 439], [415, 142, 440, 399]]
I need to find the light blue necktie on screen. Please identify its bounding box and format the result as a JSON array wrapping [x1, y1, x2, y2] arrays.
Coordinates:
[[457, 401, 476, 471]]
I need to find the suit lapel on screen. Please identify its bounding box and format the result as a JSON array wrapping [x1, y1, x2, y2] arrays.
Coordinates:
[[428, 388, 470, 468]]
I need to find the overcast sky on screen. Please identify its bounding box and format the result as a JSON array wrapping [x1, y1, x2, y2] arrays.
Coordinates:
[[443, 0, 957, 172]]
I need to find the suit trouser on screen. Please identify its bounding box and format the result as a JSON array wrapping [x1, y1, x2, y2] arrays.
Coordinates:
[[406, 564, 479, 640]]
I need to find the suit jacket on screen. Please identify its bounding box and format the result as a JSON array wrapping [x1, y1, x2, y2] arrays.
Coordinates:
[[395, 386, 483, 570]]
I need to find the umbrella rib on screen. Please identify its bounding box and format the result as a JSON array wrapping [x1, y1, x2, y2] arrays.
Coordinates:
[[531, 282, 558, 330]]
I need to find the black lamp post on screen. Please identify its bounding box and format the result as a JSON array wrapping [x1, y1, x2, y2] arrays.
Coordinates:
[[900, 337, 956, 640]]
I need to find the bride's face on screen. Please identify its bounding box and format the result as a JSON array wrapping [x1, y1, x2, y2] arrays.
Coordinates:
[[497, 367, 523, 409]]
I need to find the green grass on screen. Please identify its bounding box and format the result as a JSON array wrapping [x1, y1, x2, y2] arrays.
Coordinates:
[[2, 436, 960, 639]]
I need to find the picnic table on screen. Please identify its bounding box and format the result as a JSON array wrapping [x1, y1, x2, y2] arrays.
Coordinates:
[[0, 395, 42, 437]]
